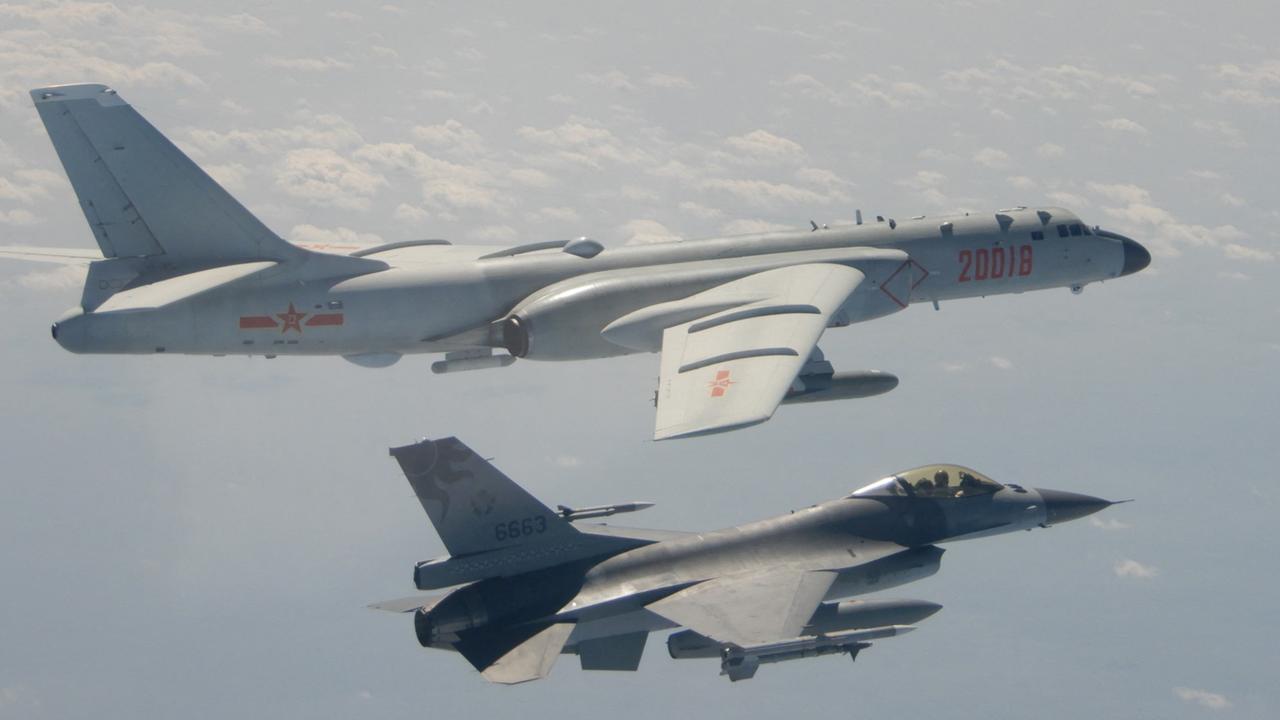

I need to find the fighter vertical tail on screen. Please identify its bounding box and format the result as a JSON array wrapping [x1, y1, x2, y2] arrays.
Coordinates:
[[389, 437, 581, 558]]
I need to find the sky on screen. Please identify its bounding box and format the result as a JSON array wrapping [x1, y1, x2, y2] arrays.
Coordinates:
[[0, 1, 1277, 717]]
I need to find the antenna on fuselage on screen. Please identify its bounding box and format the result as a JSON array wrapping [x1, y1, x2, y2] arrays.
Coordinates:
[[856, 209, 863, 225]]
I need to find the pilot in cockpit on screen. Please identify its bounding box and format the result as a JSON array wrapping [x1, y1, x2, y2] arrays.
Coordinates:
[[852, 465, 1003, 501]]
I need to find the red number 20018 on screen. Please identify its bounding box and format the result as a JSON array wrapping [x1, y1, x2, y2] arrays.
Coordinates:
[[959, 245, 1033, 282]]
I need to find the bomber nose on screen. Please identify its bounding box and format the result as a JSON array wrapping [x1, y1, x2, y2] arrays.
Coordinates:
[[1119, 236, 1151, 276], [1037, 489, 1116, 525]]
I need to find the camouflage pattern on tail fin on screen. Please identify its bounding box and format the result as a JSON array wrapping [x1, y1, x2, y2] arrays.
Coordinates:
[[389, 437, 579, 557]]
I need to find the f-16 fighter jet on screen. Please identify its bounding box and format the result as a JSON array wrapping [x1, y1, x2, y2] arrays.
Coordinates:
[[373, 437, 1122, 683], [9, 84, 1150, 439]]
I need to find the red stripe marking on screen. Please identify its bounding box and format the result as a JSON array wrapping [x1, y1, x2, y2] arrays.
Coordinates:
[[239, 316, 278, 329], [305, 313, 344, 327]]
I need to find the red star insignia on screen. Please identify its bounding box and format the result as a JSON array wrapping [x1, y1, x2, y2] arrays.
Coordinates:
[[708, 369, 735, 398], [276, 302, 307, 333]]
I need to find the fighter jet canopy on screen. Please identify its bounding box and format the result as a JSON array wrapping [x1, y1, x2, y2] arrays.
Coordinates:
[[851, 465, 1002, 499]]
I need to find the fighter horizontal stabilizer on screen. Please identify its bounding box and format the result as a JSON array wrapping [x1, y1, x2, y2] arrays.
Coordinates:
[[367, 594, 447, 614], [452, 623, 574, 685], [576, 632, 648, 671]]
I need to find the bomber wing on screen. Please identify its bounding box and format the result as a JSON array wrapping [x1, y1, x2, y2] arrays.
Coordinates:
[[645, 568, 837, 647], [651, 263, 865, 439]]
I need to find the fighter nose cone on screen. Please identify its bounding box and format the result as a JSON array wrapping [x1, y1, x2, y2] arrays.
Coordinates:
[[1120, 237, 1151, 276], [1038, 489, 1115, 525]]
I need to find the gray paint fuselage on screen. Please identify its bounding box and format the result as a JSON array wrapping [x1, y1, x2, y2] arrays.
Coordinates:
[[51, 206, 1132, 359]]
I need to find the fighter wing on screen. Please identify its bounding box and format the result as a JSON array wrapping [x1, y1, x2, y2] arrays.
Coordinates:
[[646, 569, 837, 647], [0, 245, 103, 264], [653, 263, 864, 440]]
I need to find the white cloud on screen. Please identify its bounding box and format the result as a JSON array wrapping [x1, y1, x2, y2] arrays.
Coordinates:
[[289, 224, 381, 247], [794, 167, 853, 193], [393, 203, 430, 224], [1173, 687, 1232, 711], [1047, 191, 1088, 208], [1219, 192, 1246, 208], [777, 73, 848, 106], [620, 219, 680, 246], [989, 356, 1014, 370], [204, 163, 249, 193], [645, 73, 694, 89], [725, 130, 806, 164], [0, 208, 38, 226], [1089, 182, 1249, 259], [678, 201, 723, 220], [412, 119, 489, 159], [508, 168, 555, 188], [849, 74, 936, 109], [517, 119, 649, 168], [265, 56, 352, 71], [1089, 516, 1131, 530], [184, 115, 365, 155], [1113, 559, 1159, 579], [1193, 120, 1246, 148], [1099, 117, 1148, 134], [1212, 60, 1280, 106], [0, 169, 62, 204], [1007, 176, 1037, 190], [972, 147, 1010, 168], [0, 264, 86, 293], [896, 170, 956, 207], [527, 206, 581, 224], [468, 225, 518, 243], [699, 178, 831, 207], [720, 219, 792, 235], [579, 69, 635, 91], [1036, 143, 1066, 158], [1088, 182, 1151, 206], [353, 143, 504, 212], [1223, 243, 1274, 262], [275, 148, 386, 210]]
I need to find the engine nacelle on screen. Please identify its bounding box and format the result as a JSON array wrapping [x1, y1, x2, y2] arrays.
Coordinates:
[[502, 272, 712, 361]]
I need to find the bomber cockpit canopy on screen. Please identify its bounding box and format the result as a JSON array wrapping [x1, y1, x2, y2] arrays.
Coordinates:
[[851, 465, 1002, 499]]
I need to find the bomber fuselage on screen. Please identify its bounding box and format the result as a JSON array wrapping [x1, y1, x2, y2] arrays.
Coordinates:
[[50, 206, 1148, 361]]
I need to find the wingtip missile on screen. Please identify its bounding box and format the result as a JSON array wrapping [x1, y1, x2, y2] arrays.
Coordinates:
[[558, 501, 655, 521]]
